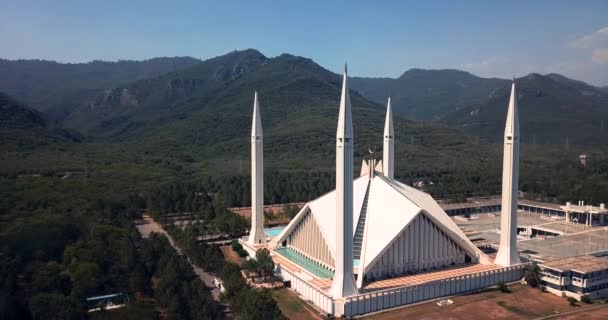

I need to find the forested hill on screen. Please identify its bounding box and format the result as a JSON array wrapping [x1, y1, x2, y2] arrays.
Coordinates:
[[4, 50, 606, 146], [59, 49, 269, 135], [350, 69, 509, 120], [443, 73, 608, 145], [47, 49, 492, 179], [0, 57, 201, 119], [351, 70, 608, 144], [0, 92, 82, 150]]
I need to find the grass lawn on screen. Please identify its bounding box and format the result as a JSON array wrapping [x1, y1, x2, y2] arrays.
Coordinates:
[[271, 288, 323, 320], [220, 245, 245, 266], [364, 284, 608, 320]]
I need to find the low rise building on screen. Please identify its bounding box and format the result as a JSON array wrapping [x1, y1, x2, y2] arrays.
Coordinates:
[[539, 253, 608, 300]]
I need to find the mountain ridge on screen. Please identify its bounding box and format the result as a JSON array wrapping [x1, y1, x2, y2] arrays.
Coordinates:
[[1, 49, 606, 145], [442, 73, 608, 144], [0, 56, 203, 119], [0, 92, 83, 150]]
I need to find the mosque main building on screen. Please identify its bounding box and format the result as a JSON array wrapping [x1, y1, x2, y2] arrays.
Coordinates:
[[240, 66, 525, 317]]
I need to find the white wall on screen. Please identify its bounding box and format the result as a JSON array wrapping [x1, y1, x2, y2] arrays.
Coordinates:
[[366, 214, 466, 280], [344, 265, 524, 317], [277, 262, 524, 317]]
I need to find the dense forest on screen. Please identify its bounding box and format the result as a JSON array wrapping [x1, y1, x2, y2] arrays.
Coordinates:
[[0, 174, 285, 319]]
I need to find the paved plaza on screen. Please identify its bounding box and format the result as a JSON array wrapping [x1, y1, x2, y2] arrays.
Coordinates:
[[454, 211, 608, 259]]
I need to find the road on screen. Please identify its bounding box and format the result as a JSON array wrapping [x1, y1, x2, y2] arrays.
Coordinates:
[[135, 215, 221, 301]]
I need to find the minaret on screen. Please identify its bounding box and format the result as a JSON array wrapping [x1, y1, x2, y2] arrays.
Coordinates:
[[495, 80, 521, 266], [383, 97, 394, 180], [248, 91, 265, 245], [330, 65, 358, 298]]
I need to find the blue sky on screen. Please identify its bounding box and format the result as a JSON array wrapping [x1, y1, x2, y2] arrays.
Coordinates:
[[1, 0, 607, 85]]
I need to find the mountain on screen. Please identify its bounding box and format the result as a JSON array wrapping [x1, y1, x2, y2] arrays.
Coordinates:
[[545, 73, 606, 97], [350, 69, 508, 120], [0, 92, 82, 150], [44, 49, 492, 177], [61, 49, 268, 136], [351, 69, 608, 145], [443, 73, 608, 144], [0, 57, 201, 119]]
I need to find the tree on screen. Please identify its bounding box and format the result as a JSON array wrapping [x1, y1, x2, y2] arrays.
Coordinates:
[[219, 263, 246, 298], [283, 205, 300, 220], [524, 264, 541, 288], [242, 259, 258, 280], [567, 296, 578, 306], [255, 249, 275, 280], [233, 288, 284, 320], [28, 293, 82, 320], [231, 240, 248, 257]]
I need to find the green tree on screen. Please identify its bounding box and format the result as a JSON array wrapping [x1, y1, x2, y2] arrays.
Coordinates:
[[524, 264, 541, 288], [242, 259, 258, 280], [219, 263, 247, 298], [255, 249, 275, 280], [28, 293, 82, 320], [283, 205, 300, 219], [233, 288, 284, 320]]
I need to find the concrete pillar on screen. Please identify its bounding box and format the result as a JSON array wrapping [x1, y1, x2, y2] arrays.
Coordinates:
[[330, 65, 357, 298], [248, 92, 266, 245], [383, 97, 394, 179], [495, 80, 521, 266]]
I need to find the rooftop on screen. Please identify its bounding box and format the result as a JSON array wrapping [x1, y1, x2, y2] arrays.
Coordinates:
[[440, 198, 566, 212], [540, 254, 608, 274], [559, 204, 608, 214]]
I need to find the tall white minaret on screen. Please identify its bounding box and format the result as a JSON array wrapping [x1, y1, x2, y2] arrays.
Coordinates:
[[248, 91, 266, 245], [330, 65, 358, 298], [383, 97, 394, 180], [495, 80, 521, 266]]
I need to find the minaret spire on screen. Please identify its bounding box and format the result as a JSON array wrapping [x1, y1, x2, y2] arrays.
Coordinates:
[[495, 80, 521, 266], [330, 64, 358, 299], [383, 97, 394, 179], [248, 91, 265, 245]]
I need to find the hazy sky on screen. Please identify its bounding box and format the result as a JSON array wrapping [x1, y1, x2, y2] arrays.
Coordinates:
[[1, 0, 607, 85]]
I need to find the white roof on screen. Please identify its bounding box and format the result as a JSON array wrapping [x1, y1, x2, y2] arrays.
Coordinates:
[[277, 173, 489, 271], [308, 175, 369, 255]]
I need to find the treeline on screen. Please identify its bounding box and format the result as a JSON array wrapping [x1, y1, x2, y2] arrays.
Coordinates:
[[521, 157, 608, 204], [0, 177, 224, 320], [201, 171, 335, 207], [0, 197, 153, 319], [139, 234, 224, 319], [148, 156, 608, 212], [167, 225, 284, 320], [147, 183, 247, 236]]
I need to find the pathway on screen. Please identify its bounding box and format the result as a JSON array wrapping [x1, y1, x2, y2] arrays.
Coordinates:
[[135, 215, 221, 301]]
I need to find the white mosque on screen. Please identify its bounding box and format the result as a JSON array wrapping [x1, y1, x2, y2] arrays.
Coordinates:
[[239, 66, 525, 317]]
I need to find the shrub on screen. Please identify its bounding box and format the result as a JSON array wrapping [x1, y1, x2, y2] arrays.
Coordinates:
[[567, 296, 578, 306], [497, 281, 510, 293], [237, 248, 248, 257], [231, 240, 243, 251], [230, 240, 248, 257], [283, 205, 300, 219], [580, 295, 592, 304]]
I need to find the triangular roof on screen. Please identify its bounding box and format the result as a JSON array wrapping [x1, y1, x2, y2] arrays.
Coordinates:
[[273, 174, 491, 271], [308, 175, 370, 255]]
